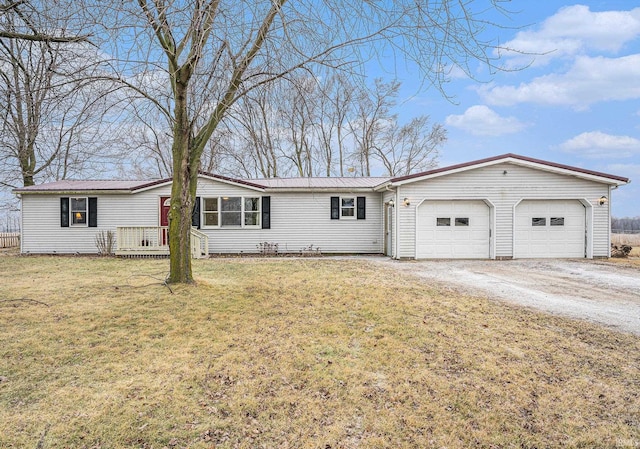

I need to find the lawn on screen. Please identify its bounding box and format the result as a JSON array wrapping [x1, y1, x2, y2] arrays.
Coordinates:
[[1, 255, 639, 449]]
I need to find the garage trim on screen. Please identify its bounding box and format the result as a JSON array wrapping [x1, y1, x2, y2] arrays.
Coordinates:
[[512, 197, 593, 259], [415, 198, 496, 259]]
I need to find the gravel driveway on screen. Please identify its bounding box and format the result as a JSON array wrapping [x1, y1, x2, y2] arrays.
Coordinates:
[[369, 258, 640, 335]]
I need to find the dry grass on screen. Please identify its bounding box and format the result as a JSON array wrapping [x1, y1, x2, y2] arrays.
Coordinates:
[[1, 256, 639, 449], [612, 233, 640, 260]]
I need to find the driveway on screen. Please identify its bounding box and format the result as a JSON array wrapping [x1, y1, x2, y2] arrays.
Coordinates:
[[369, 258, 640, 335]]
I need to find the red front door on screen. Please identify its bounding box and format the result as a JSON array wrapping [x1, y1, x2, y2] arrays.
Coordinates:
[[160, 196, 170, 244]]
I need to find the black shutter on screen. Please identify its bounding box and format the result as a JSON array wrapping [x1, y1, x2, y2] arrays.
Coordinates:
[[357, 196, 366, 220], [88, 197, 98, 227], [60, 197, 69, 227], [192, 196, 200, 229], [330, 196, 340, 220], [262, 196, 271, 229]]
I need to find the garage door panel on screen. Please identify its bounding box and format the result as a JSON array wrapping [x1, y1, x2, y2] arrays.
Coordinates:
[[417, 200, 490, 259], [515, 200, 585, 258]]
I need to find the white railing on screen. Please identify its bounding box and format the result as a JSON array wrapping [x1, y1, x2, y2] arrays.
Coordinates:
[[116, 226, 169, 256], [190, 228, 209, 259], [115, 226, 208, 258]]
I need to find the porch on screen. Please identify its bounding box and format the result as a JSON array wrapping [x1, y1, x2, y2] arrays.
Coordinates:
[[115, 227, 209, 258]]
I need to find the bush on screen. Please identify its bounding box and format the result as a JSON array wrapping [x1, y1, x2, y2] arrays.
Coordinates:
[[95, 230, 115, 256]]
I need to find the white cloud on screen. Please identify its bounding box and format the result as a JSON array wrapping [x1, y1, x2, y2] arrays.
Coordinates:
[[499, 5, 640, 67], [559, 131, 640, 158], [445, 105, 526, 136], [481, 54, 640, 109]]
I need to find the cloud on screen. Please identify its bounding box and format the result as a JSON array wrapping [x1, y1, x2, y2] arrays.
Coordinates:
[[445, 105, 527, 136], [481, 54, 640, 109], [498, 5, 640, 67], [558, 131, 640, 158]]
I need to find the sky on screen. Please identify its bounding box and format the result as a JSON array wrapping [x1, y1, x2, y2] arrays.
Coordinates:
[[388, 1, 640, 218]]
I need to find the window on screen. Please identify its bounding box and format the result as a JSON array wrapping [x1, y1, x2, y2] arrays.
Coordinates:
[[341, 197, 355, 218], [455, 217, 469, 226], [61, 197, 97, 228], [203, 196, 260, 228], [550, 217, 565, 226], [203, 198, 218, 226], [331, 196, 365, 220], [532, 217, 546, 226], [244, 197, 260, 225], [71, 198, 87, 225], [437, 217, 451, 226], [221, 197, 241, 226]]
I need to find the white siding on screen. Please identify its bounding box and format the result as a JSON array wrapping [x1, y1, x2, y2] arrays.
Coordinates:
[[20, 179, 383, 254], [397, 163, 610, 259], [200, 191, 382, 254], [21, 185, 172, 254]]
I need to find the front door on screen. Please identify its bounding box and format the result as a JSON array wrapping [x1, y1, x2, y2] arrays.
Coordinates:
[[160, 196, 171, 244]]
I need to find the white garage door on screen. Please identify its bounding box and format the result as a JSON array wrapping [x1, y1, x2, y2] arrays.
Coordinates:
[[417, 200, 490, 259], [515, 200, 586, 258]]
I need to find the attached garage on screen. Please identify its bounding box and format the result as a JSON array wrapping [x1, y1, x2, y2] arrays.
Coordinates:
[[416, 200, 491, 259], [515, 199, 586, 258]]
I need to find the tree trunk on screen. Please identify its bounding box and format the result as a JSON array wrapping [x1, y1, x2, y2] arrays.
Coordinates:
[[167, 81, 197, 284]]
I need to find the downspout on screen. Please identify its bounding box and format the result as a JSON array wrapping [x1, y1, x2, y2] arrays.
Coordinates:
[[609, 184, 619, 257]]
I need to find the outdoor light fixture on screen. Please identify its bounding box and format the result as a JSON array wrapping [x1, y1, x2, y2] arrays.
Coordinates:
[[598, 195, 608, 206], [402, 197, 410, 207], [388, 199, 395, 207]]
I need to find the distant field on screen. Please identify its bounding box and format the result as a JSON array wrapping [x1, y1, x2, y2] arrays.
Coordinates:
[[1, 256, 639, 448]]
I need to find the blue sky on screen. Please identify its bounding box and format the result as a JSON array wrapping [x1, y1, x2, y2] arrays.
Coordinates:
[[389, 1, 640, 217]]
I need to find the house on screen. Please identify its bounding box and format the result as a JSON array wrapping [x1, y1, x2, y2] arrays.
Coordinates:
[[13, 153, 630, 259]]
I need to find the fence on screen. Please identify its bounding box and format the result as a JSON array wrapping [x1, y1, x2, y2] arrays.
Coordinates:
[[0, 232, 20, 248]]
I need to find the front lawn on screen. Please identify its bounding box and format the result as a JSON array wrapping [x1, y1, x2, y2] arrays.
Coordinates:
[[1, 256, 638, 448]]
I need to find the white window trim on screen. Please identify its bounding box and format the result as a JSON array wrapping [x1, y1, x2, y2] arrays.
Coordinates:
[[70, 197, 88, 227], [202, 196, 261, 229], [340, 196, 356, 220]]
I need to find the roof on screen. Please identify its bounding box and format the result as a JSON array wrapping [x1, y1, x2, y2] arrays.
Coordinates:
[[388, 153, 630, 186], [13, 174, 391, 194], [13, 154, 630, 194], [13, 179, 166, 193], [254, 177, 390, 190]]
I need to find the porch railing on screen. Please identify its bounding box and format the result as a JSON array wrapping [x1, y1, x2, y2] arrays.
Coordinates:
[[190, 228, 209, 259], [115, 226, 208, 258]]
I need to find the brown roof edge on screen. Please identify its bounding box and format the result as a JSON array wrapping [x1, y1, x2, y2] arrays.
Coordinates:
[[198, 171, 267, 190], [129, 177, 173, 191], [390, 153, 631, 184], [129, 172, 268, 192]]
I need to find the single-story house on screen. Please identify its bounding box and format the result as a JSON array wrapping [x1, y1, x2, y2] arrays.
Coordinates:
[[13, 153, 630, 259]]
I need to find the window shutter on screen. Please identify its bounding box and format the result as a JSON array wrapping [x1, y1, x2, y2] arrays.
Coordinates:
[[330, 196, 340, 220], [357, 196, 366, 220], [60, 197, 69, 227], [192, 197, 201, 229], [88, 197, 98, 227], [262, 196, 271, 229]]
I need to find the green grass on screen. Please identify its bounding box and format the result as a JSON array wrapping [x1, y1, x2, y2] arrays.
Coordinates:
[[1, 255, 639, 448]]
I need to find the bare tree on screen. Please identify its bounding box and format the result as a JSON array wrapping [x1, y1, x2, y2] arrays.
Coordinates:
[[316, 73, 354, 177], [374, 116, 446, 176], [0, 0, 89, 42], [91, 0, 512, 283], [349, 79, 399, 176], [0, 18, 126, 188]]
